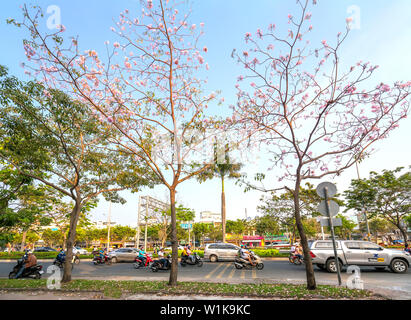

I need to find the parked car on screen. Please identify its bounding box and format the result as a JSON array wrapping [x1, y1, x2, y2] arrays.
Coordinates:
[[72, 247, 88, 255], [310, 240, 411, 273], [204, 243, 240, 262], [108, 248, 139, 263], [33, 247, 57, 252]]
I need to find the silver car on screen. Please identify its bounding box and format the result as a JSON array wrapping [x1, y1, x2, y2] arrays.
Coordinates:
[[310, 240, 411, 273], [204, 243, 240, 262], [108, 248, 139, 263]]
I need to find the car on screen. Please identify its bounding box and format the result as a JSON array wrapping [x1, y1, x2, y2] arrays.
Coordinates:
[[108, 248, 139, 263], [164, 246, 185, 251], [310, 240, 411, 273], [72, 247, 88, 255], [33, 247, 57, 252], [204, 243, 240, 262]]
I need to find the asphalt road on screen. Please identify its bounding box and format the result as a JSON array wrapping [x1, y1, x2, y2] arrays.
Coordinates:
[[1, 259, 410, 299]]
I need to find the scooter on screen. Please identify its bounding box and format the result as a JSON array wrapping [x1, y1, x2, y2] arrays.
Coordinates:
[[53, 253, 79, 269], [180, 252, 203, 267], [234, 251, 264, 270], [134, 254, 154, 269], [93, 254, 112, 265], [150, 255, 172, 272], [8, 255, 44, 279]]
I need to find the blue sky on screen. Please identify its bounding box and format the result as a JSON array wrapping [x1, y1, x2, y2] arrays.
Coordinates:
[[1, 1, 410, 226]]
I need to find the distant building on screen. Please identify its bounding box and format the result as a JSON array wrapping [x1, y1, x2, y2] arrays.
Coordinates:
[[93, 220, 117, 229], [198, 211, 221, 225]]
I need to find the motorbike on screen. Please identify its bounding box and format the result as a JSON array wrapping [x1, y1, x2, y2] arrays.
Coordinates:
[[53, 253, 79, 269], [134, 253, 154, 269], [93, 254, 112, 265], [8, 255, 44, 279], [180, 252, 203, 267], [288, 253, 304, 265], [150, 255, 172, 272], [234, 251, 264, 270]]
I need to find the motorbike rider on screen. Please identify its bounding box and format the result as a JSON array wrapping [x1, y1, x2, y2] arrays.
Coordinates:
[[138, 245, 147, 266], [98, 247, 106, 262], [157, 248, 169, 268], [186, 245, 195, 263], [294, 244, 303, 261], [56, 248, 66, 264], [14, 250, 37, 279], [239, 244, 255, 266]]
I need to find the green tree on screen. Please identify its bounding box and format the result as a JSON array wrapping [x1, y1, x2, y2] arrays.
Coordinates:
[[333, 214, 357, 240], [344, 167, 411, 244], [193, 223, 210, 247], [0, 66, 154, 281], [255, 215, 281, 236], [197, 145, 243, 243]]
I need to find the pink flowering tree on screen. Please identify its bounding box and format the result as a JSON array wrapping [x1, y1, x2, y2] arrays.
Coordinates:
[[12, 0, 224, 286], [232, 0, 410, 289]]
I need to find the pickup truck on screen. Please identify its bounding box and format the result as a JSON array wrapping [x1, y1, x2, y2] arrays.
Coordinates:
[[310, 240, 411, 273]]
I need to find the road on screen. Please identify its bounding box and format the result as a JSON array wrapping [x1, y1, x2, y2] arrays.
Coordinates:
[[1, 259, 410, 299]]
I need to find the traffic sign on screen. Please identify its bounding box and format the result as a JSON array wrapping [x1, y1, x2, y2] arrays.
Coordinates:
[[316, 182, 337, 198], [318, 200, 340, 217], [180, 223, 192, 229], [320, 217, 343, 227]]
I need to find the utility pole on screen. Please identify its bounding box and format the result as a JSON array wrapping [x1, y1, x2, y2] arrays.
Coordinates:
[[136, 195, 141, 248], [144, 196, 149, 252], [355, 161, 371, 241], [107, 201, 112, 251]]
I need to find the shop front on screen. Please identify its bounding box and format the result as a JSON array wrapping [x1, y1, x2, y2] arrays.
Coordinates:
[[242, 235, 264, 248]]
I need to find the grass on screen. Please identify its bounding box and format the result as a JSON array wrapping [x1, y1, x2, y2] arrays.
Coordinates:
[[0, 279, 378, 300]]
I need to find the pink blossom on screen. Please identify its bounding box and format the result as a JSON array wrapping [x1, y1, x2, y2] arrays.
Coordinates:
[[203, 46, 208, 53], [114, 42, 120, 48]]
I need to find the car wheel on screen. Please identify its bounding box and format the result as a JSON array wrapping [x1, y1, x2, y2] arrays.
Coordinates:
[[111, 257, 118, 264], [390, 259, 408, 273], [209, 255, 218, 263], [256, 263, 264, 270], [326, 258, 342, 273]]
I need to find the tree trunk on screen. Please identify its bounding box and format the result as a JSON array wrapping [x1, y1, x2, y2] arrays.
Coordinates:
[[20, 230, 27, 251], [221, 175, 226, 243], [62, 199, 82, 283], [399, 226, 409, 246], [168, 188, 178, 286], [292, 176, 317, 290]]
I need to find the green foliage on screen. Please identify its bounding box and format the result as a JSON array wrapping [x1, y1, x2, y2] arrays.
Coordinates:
[[344, 167, 411, 241]]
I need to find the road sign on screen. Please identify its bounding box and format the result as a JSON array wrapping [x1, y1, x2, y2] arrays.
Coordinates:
[[320, 217, 343, 227], [180, 223, 192, 229], [316, 182, 337, 198], [316, 181, 342, 286], [318, 200, 340, 217]]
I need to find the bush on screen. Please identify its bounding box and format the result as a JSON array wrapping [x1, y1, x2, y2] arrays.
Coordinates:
[[0, 251, 93, 260]]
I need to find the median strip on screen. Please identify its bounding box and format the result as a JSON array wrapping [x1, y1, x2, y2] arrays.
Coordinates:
[[0, 279, 381, 300]]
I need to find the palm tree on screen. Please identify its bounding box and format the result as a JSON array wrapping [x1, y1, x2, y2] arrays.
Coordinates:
[[197, 145, 243, 243]]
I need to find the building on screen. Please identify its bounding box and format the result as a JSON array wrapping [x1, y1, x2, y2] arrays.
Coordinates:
[[198, 211, 221, 225], [93, 220, 117, 229]]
